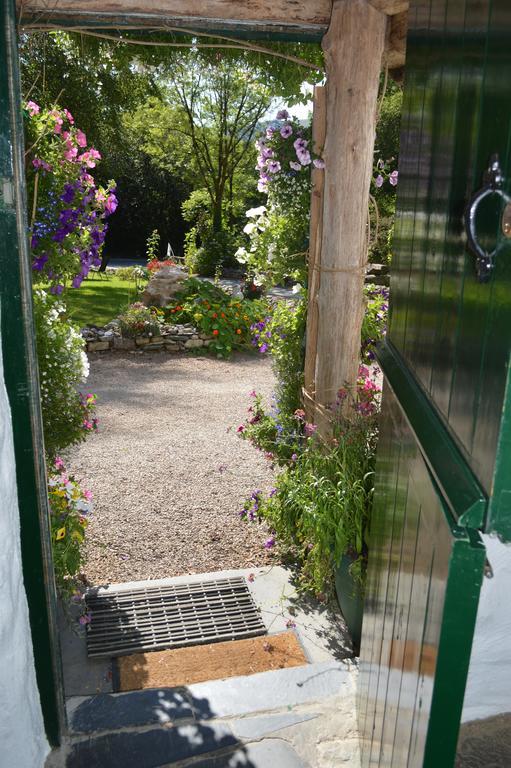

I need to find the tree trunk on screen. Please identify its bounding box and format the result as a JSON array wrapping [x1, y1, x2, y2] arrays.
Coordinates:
[[314, 0, 386, 422]]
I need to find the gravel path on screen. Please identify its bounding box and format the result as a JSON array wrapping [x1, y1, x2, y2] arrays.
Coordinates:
[[67, 352, 276, 586]]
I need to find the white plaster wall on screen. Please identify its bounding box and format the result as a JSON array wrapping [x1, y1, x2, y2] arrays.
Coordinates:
[[0, 330, 49, 767], [462, 534, 511, 722]]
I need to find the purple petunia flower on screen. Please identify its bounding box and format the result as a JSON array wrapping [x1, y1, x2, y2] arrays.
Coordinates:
[[280, 124, 293, 139], [276, 109, 289, 120], [267, 160, 281, 174], [289, 160, 302, 172], [375, 174, 384, 188], [293, 137, 308, 151], [297, 149, 311, 166], [313, 157, 325, 169], [389, 170, 399, 186], [259, 343, 269, 354], [264, 536, 276, 549]]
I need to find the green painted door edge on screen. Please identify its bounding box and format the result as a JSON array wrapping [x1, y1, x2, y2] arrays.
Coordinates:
[[423, 525, 486, 767], [0, 0, 65, 746], [486, 352, 511, 541], [376, 340, 487, 529]]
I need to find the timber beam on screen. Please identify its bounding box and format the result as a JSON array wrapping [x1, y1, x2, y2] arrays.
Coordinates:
[[17, 1, 408, 67]]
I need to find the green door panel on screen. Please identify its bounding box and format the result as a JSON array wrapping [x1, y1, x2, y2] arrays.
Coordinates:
[[389, 0, 511, 538], [358, 386, 486, 768], [0, 0, 64, 745]]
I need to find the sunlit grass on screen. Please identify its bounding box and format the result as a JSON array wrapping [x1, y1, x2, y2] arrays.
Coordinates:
[[62, 273, 139, 327]]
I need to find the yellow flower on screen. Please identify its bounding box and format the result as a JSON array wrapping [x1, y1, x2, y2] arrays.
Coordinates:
[[56, 527, 66, 541]]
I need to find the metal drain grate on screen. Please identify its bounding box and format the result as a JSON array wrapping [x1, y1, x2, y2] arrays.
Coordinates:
[[85, 576, 266, 658]]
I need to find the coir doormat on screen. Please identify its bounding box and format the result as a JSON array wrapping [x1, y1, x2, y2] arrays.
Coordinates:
[[114, 631, 308, 692]]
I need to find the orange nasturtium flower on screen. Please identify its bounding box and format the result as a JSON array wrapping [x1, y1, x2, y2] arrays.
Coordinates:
[[221, 312, 226, 319], [212, 312, 218, 318], [236, 329, 242, 335], [212, 329, 219, 336]]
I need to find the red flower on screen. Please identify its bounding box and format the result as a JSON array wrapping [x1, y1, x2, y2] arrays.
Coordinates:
[[212, 312, 218, 319], [212, 329, 219, 336]]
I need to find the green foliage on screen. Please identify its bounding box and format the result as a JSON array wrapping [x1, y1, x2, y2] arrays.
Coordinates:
[[361, 284, 389, 362], [145, 229, 161, 262], [242, 299, 306, 463], [48, 459, 92, 602], [370, 82, 403, 263], [118, 302, 162, 338], [242, 370, 381, 596], [165, 278, 268, 358], [34, 290, 97, 459]]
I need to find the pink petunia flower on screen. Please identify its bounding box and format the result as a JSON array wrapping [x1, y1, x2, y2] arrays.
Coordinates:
[[76, 129, 87, 148], [26, 101, 40, 116]]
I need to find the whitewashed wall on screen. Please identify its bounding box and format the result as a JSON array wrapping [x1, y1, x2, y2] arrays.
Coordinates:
[[0, 329, 49, 767], [462, 534, 511, 722]]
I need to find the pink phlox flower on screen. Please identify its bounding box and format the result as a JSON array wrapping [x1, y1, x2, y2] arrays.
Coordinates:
[[54, 456, 65, 470], [276, 109, 289, 120], [280, 124, 293, 139], [26, 100, 40, 116], [304, 422, 317, 437], [76, 129, 87, 148]]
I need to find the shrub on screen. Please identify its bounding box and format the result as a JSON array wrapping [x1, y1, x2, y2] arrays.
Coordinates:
[[241, 366, 381, 596], [48, 457, 92, 607], [362, 284, 389, 362], [34, 290, 97, 459], [118, 302, 162, 338], [165, 278, 268, 358]]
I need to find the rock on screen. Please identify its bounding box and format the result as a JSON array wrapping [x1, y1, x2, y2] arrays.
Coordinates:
[[88, 341, 110, 352], [113, 337, 135, 350], [140, 266, 187, 308], [103, 331, 114, 339], [135, 337, 150, 346], [145, 343, 164, 351], [185, 339, 204, 349]]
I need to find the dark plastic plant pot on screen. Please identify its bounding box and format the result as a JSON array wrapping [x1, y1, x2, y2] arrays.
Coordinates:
[[334, 553, 364, 654]]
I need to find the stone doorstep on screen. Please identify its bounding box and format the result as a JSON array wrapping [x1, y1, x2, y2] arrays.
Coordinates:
[[67, 662, 354, 736]]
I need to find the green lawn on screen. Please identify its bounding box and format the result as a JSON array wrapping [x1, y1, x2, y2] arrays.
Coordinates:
[[63, 273, 139, 327]]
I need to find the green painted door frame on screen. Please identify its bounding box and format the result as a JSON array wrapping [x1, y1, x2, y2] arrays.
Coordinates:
[[0, 0, 65, 746]]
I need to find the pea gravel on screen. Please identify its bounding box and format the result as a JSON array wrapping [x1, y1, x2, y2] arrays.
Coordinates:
[[67, 351, 276, 586]]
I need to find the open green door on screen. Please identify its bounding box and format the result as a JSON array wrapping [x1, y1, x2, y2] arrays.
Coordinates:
[[359, 0, 511, 765], [0, 0, 65, 746]]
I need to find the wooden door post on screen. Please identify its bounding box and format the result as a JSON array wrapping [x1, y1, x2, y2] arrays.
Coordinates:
[[314, 0, 386, 419], [303, 85, 326, 422]]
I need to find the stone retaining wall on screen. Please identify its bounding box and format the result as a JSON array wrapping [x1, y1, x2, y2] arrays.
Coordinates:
[[82, 322, 213, 354]]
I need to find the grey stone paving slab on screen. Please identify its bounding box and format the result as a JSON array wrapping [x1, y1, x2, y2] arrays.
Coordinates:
[[188, 662, 351, 719], [231, 712, 318, 740], [58, 602, 113, 697], [69, 689, 194, 734], [178, 739, 310, 768], [67, 723, 237, 768]]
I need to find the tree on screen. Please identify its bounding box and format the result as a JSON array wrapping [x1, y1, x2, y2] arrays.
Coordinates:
[[140, 54, 272, 233]]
